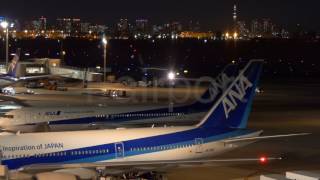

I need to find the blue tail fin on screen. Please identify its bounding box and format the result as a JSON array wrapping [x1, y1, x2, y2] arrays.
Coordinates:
[[7, 55, 19, 77], [197, 60, 263, 129], [189, 64, 240, 111]]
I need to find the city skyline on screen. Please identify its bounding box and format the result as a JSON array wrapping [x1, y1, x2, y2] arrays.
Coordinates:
[[0, 16, 294, 40], [1, 0, 320, 31]]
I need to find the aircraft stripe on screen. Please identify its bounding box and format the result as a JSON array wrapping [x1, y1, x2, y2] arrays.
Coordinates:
[[2, 129, 253, 169]]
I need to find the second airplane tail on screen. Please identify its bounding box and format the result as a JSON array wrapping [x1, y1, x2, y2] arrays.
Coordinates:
[[7, 49, 20, 78]]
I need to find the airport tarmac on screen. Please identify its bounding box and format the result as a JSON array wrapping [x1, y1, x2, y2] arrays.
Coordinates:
[[12, 83, 204, 107], [6, 78, 320, 179], [169, 78, 320, 180]]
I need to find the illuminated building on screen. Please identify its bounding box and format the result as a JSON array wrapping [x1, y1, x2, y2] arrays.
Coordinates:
[[170, 21, 183, 33], [56, 18, 72, 34], [71, 19, 81, 35], [250, 19, 261, 37], [39, 16, 47, 31], [179, 31, 213, 39], [236, 21, 249, 38], [116, 18, 130, 37], [89, 24, 108, 34], [56, 18, 81, 36], [152, 25, 163, 35], [135, 19, 149, 35], [32, 20, 41, 32], [262, 18, 273, 34], [188, 21, 201, 32], [80, 22, 90, 34]]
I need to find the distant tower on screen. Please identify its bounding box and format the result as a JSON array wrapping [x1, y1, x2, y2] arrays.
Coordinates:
[[233, 4, 237, 32], [233, 4, 237, 22], [39, 16, 47, 31]]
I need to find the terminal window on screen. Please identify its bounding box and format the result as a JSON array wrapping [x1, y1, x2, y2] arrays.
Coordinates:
[[26, 67, 45, 74]]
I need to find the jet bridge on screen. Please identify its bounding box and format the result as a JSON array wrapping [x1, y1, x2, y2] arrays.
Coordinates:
[[0, 59, 104, 82], [49, 66, 103, 82]]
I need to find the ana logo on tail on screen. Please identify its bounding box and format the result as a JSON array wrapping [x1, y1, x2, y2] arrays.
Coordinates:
[[206, 73, 235, 102], [222, 74, 253, 119]]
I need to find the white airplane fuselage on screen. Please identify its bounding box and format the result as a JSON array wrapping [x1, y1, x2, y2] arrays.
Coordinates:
[[0, 105, 207, 132], [0, 127, 261, 170]]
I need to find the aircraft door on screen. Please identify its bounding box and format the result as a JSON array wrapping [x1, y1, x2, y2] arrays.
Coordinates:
[[115, 142, 124, 158], [25, 111, 30, 124], [0, 149, 2, 164], [194, 138, 204, 153]]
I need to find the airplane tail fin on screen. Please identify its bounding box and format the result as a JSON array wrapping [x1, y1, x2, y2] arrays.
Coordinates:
[[7, 49, 20, 77], [192, 64, 240, 107], [196, 60, 263, 129], [186, 63, 241, 114]]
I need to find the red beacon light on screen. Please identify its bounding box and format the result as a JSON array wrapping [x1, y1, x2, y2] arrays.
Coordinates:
[[259, 156, 267, 164]]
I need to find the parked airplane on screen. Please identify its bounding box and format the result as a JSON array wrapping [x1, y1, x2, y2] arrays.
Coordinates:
[[0, 60, 308, 179], [0, 63, 240, 132]]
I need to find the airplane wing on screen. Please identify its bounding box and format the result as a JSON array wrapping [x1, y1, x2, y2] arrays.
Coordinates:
[[21, 157, 282, 172], [18, 73, 73, 80], [0, 95, 31, 107], [223, 133, 310, 143]]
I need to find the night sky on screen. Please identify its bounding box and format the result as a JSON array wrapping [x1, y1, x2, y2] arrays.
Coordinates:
[[1, 0, 320, 30]]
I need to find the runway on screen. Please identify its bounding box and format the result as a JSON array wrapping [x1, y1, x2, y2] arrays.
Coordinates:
[[6, 78, 320, 179]]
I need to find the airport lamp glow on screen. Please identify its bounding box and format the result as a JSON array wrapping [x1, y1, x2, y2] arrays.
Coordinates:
[[167, 71, 175, 80], [0, 21, 8, 29], [233, 32, 238, 39], [1, 21, 9, 66], [102, 37, 107, 45], [102, 36, 108, 82]]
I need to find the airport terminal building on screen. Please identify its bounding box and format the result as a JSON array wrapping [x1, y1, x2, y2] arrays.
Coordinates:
[[0, 58, 103, 82]]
